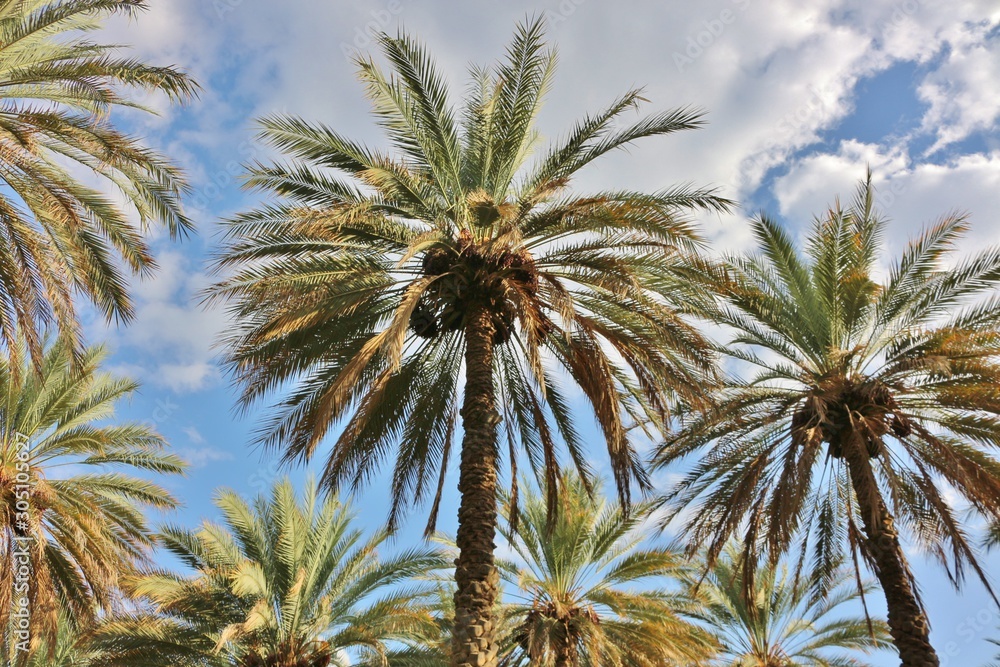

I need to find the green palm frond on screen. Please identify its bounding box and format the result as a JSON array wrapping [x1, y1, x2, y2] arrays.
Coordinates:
[[988, 522, 1000, 551], [208, 15, 733, 528], [499, 473, 718, 667], [655, 173, 1000, 663], [0, 0, 198, 365], [688, 544, 891, 667], [14, 612, 95, 667], [0, 338, 184, 661], [90, 477, 447, 667], [353, 563, 517, 667]]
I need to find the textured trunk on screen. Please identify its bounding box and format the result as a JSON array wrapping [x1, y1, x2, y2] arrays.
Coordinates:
[[841, 434, 939, 667], [452, 306, 501, 667], [553, 630, 574, 667]]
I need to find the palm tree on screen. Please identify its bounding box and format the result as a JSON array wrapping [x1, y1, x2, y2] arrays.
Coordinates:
[[0, 339, 184, 656], [17, 615, 95, 667], [500, 473, 717, 667], [1, 612, 99, 667], [209, 17, 730, 667], [688, 544, 891, 667], [90, 477, 446, 667], [654, 174, 1000, 667], [0, 0, 197, 363]]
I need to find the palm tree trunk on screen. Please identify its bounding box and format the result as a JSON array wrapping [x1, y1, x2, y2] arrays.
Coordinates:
[[553, 630, 574, 667], [841, 434, 939, 667], [452, 305, 501, 667]]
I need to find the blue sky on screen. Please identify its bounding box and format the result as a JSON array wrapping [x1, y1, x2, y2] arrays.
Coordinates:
[[83, 1, 1000, 664]]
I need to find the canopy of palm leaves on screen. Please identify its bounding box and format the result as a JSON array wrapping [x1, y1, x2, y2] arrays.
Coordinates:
[[0, 0, 198, 363], [209, 15, 732, 526], [499, 473, 717, 667], [0, 339, 184, 656], [209, 17, 729, 667], [90, 477, 446, 667], [15, 614, 95, 667], [654, 174, 1000, 666], [987, 522, 1000, 550], [688, 544, 891, 667]]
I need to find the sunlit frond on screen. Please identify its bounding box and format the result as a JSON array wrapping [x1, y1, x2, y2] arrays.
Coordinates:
[[0, 0, 197, 365], [90, 477, 446, 667], [0, 338, 183, 657]]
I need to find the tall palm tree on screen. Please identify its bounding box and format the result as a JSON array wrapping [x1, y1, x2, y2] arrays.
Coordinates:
[[0, 339, 184, 656], [90, 477, 446, 667], [209, 17, 731, 667], [654, 175, 1000, 667], [0, 0, 197, 363], [500, 473, 717, 667], [687, 545, 891, 667]]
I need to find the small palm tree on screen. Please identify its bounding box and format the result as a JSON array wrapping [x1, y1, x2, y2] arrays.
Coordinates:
[[688, 545, 891, 667], [210, 18, 730, 667], [0, 0, 198, 363], [19, 615, 95, 667], [90, 478, 446, 667], [0, 339, 184, 655], [500, 473, 717, 667], [655, 174, 1000, 667]]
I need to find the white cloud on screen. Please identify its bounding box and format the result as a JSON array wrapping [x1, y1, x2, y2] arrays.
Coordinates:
[[177, 446, 233, 468], [159, 362, 219, 392], [772, 139, 910, 215], [183, 426, 206, 445], [918, 23, 1000, 154], [95, 250, 229, 393], [89, 0, 1000, 269], [773, 141, 1000, 250]]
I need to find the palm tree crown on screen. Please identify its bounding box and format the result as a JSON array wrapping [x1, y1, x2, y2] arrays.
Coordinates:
[[688, 545, 891, 667], [210, 17, 730, 667], [0, 0, 198, 362], [18, 614, 95, 667], [655, 175, 1000, 666], [91, 477, 445, 667], [0, 339, 184, 655], [210, 17, 731, 522], [500, 473, 717, 667]]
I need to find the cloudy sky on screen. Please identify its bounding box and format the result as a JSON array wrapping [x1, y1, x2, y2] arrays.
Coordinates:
[[89, 1, 1000, 664]]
